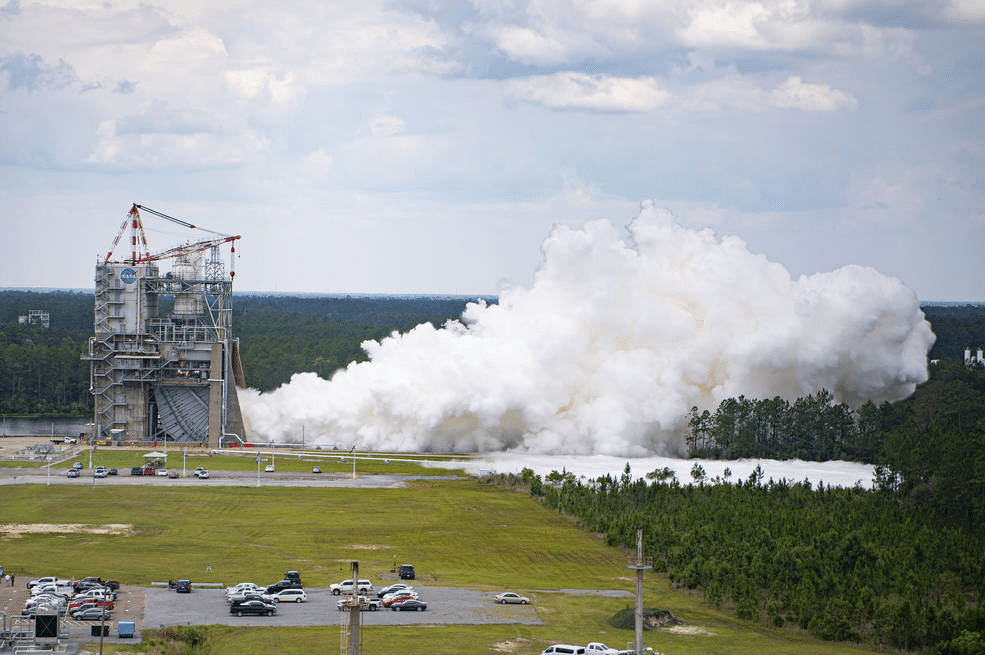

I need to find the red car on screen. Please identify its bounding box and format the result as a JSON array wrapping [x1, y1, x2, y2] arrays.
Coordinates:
[[68, 599, 115, 612], [381, 594, 417, 607]]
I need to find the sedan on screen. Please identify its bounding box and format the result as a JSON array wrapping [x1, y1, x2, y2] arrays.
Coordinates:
[[495, 592, 530, 605], [66, 469, 80, 478], [391, 599, 427, 612], [197, 470, 210, 479], [378, 583, 413, 598], [230, 600, 277, 616], [381, 593, 418, 607], [71, 606, 111, 621]]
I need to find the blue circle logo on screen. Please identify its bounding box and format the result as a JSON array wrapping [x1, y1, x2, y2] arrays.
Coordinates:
[[120, 268, 137, 284]]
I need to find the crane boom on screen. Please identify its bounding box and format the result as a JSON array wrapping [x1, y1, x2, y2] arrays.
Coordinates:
[[103, 204, 240, 266]]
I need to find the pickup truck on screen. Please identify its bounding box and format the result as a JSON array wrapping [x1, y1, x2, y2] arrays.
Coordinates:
[[336, 595, 382, 611], [74, 576, 120, 592], [330, 579, 373, 595], [585, 643, 619, 654], [27, 576, 71, 590]]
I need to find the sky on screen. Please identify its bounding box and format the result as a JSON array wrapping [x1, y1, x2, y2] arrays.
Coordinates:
[[1, 0, 983, 300]]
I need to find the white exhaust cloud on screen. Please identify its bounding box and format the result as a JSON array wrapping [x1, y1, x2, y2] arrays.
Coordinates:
[[240, 203, 935, 456]]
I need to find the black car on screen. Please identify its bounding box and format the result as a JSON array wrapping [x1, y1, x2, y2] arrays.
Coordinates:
[[399, 564, 415, 580], [391, 599, 427, 612], [175, 579, 192, 593], [265, 579, 302, 594], [285, 571, 301, 583], [107, 468, 118, 476], [130, 466, 143, 476], [230, 599, 276, 616]]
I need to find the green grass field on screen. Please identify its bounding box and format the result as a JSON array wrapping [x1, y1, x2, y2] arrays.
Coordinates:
[[0, 470, 878, 655]]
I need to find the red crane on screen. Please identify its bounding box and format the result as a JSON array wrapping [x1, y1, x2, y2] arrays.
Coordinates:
[[104, 204, 241, 275]]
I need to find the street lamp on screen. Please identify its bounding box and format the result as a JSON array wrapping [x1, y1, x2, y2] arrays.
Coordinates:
[[349, 442, 358, 480]]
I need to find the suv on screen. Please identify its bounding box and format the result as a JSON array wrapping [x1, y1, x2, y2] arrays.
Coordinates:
[[541, 647, 586, 655], [265, 579, 303, 595], [330, 579, 373, 595], [398, 564, 415, 580], [175, 579, 192, 593]]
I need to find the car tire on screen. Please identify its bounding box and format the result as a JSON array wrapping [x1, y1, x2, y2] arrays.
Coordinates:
[[333, 589, 340, 595], [267, 610, 273, 616], [417, 607, 424, 612], [521, 600, 527, 605], [296, 597, 302, 603], [237, 611, 243, 617], [500, 599, 506, 604]]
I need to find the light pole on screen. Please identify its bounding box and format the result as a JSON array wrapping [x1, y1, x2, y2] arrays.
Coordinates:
[[256, 454, 261, 487], [349, 442, 358, 480]]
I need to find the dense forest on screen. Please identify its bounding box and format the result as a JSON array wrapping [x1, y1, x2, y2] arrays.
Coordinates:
[[0, 290, 487, 416]]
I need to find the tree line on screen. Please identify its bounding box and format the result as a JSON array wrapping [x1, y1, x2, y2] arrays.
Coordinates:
[[0, 290, 483, 415]]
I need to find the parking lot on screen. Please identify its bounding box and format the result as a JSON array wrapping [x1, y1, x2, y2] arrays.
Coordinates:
[[145, 585, 542, 628]]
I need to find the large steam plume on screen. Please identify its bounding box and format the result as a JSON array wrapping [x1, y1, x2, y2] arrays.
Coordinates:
[[240, 204, 935, 456]]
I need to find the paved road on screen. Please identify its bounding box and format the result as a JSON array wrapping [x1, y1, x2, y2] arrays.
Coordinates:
[[0, 467, 461, 488]]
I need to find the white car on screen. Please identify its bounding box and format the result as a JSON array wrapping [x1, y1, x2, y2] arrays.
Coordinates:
[[27, 577, 70, 590], [64, 437, 77, 444], [330, 579, 374, 595], [264, 464, 275, 472], [270, 588, 307, 603], [585, 643, 619, 654], [197, 469, 210, 479], [337, 595, 381, 611], [541, 647, 586, 655], [225, 583, 262, 599], [155, 468, 169, 477], [226, 590, 275, 604]]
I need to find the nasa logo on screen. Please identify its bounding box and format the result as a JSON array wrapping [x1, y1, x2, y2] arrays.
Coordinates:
[[120, 268, 137, 284]]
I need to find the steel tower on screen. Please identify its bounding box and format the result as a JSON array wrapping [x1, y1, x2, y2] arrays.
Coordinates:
[[84, 205, 247, 447]]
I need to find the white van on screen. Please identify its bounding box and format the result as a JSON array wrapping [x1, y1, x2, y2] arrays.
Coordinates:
[[541, 646, 586, 655]]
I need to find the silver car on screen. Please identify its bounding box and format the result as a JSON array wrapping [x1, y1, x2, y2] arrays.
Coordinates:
[[495, 592, 530, 605]]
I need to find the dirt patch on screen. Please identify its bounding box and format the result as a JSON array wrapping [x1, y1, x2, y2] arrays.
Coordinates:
[[664, 625, 714, 636], [0, 523, 135, 536], [491, 637, 534, 652]]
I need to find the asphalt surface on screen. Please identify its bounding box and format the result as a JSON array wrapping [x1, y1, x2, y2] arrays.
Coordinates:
[[145, 585, 542, 628]]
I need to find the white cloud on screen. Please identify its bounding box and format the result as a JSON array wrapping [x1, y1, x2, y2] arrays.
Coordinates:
[[770, 75, 858, 111], [948, 0, 985, 23], [507, 72, 670, 112], [86, 118, 268, 169], [226, 68, 306, 108]]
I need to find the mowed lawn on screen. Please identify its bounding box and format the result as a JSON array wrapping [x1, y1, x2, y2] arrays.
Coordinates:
[[0, 480, 878, 655]]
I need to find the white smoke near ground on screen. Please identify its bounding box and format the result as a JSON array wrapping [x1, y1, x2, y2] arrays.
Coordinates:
[[240, 203, 935, 456]]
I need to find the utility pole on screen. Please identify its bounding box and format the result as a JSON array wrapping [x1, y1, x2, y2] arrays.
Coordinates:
[[627, 525, 652, 654], [348, 561, 360, 655]]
